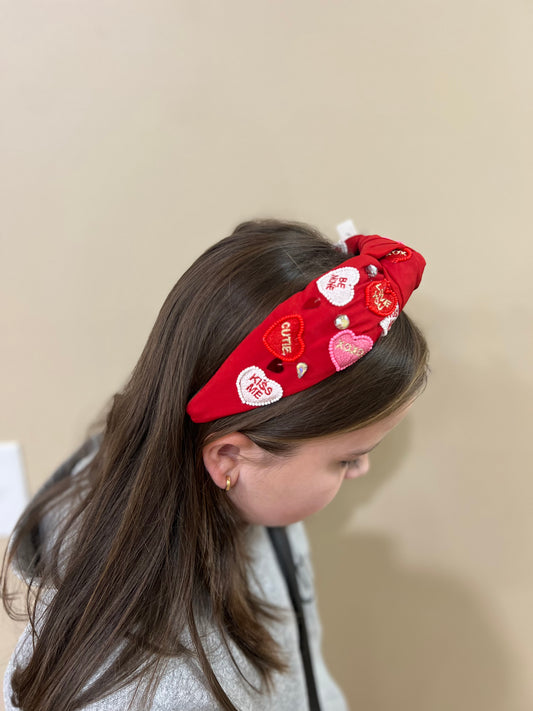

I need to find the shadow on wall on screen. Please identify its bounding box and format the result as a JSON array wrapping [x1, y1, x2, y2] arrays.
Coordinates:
[[308, 525, 511, 711], [305, 322, 530, 711]]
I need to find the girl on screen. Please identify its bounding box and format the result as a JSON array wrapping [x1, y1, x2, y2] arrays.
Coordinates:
[[2, 219, 428, 711]]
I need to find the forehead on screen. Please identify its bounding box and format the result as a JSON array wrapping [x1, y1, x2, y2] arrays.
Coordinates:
[[293, 406, 411, 457]]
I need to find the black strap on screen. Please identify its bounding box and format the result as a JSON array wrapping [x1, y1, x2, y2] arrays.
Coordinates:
[[267, 526, 322, 711]]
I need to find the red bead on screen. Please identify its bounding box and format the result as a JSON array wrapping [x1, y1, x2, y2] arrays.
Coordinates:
[[267, 358, 284, 373]]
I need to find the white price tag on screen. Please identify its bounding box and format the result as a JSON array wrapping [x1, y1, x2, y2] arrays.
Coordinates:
[[336, 218, 359, 240]]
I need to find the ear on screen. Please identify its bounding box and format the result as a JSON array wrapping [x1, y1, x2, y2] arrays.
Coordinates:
[[202, 432, 259, 490]]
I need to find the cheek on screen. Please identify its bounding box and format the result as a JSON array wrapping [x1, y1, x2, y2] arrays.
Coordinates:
[[231, 465, 345, 526], [270, 486, 341, 525], [290, 472, 345, 519]]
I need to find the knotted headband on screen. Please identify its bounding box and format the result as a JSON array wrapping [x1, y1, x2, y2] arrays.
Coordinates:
[[186, 233, 426, 423]]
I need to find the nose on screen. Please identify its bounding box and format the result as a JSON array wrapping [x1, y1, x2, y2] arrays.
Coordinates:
[[357, 454, 370, 477]]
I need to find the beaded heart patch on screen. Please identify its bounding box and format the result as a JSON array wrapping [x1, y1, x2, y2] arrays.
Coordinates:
[[385, 247, 412, 263], [329, 332, 373, 371], [263, 315, 305, 362], [317, 266, 360, 307], [236, 366, 283, 407], [365, 279, 398, 317]]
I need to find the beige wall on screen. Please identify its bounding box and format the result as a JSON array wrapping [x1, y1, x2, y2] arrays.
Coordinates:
[[2, 1, 532, 709]]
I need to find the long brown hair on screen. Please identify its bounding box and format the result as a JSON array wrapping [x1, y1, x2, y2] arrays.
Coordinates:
[[2, 219, 428, 710]]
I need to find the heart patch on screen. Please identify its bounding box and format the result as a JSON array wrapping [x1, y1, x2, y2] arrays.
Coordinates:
[[380, 304, 400, 336], [365, 279, 398, 317], [237, 366, 283, 407], [263, 315, 304, 362], [329, 331, 373, 372], [317, 267, 360, 307], [385, 247, 412, 263]]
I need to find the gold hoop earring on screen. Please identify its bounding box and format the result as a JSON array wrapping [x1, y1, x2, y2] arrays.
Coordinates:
[[225, 475, 231, 492]]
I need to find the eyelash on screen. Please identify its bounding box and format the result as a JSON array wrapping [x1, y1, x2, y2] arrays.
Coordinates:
[[341, 458, 362, 468]]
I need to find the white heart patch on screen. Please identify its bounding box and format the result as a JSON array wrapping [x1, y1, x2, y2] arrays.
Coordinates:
[[317, 266, 360, 306], [236, 366, 283, 408], [380, 304, 400, 336]]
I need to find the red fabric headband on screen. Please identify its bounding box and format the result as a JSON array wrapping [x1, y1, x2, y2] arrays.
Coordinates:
[[186, 233, 426, 423]]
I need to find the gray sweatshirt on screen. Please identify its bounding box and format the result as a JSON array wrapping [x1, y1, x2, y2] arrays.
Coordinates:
[[4, 448, 349, 711]]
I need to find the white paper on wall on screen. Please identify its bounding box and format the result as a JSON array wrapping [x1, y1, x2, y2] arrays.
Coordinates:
[[0, 442, 29, 537]]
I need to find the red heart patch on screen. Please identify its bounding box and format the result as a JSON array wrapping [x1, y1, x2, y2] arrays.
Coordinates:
[[365, 279, 398, 317], [263, 315, 305, 362], [385, 247, 412, 263]]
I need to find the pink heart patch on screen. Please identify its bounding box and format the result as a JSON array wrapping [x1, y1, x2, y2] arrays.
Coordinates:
[[329, 331, 373, 372]]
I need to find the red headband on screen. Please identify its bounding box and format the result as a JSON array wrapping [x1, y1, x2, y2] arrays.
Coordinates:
[[186, 233, 426, 423]]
